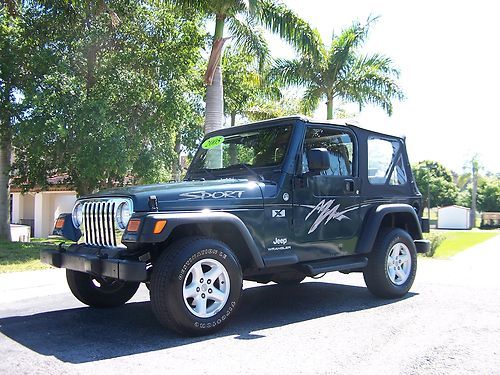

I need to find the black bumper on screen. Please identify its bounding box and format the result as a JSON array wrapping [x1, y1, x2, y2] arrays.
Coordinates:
[[40, 245, 148, 282], [414, 239, 431, 254]]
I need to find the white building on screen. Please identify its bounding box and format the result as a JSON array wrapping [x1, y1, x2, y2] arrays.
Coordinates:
[[437, 205, 471, 230], [11, 185, 77, 238]]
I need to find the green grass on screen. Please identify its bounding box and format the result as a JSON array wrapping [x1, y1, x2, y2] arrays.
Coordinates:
[[0, 239, 60, 273], [430, 230, 499, 258]]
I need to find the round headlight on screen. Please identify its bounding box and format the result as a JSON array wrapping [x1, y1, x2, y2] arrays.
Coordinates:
[[72, 202, 83, 228], [116, 201, 132, 230]]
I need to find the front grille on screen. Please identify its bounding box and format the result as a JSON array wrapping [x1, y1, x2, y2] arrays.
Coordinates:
[[80, 198, 130, 248]]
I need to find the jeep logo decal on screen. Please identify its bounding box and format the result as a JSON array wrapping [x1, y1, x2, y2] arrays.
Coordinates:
[[272, 237, 288, 245]]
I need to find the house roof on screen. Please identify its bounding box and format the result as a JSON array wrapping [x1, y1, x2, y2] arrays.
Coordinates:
[[10, 174, 75, 193]]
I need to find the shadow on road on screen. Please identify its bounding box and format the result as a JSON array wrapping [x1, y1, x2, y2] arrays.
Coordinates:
[[0, 281, 415, 363]]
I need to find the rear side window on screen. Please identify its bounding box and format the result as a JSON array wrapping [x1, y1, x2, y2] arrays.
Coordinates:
[[302, 127, 355, 176], [389, 155, 408, 185], [368, 137, 407, 185]]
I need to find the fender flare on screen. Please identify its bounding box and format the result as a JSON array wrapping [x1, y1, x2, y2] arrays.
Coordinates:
[[355, 204, 423, 254], [130, 211, 265, 268]]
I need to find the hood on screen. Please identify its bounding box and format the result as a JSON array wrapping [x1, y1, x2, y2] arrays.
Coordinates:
[[81, 179, 265, 212]]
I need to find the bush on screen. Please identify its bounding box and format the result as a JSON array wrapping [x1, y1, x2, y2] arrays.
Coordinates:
[[423, 232, 446, 257]]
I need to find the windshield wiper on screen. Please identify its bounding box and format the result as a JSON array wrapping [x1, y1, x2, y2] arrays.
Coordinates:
[[228, 163, 264, 181]]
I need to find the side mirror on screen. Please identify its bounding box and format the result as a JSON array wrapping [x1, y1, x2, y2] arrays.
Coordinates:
[[307, 148, 330, 171]]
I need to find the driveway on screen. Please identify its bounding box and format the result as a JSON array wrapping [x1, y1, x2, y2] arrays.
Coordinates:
[[1, 234, 499, 374]]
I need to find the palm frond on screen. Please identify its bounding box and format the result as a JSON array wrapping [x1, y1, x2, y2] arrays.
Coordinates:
[[355, 53, 400, 76], [327, 16, 378, 83], [255, 0, 324, 59], [268, 58, 313, 87], [301, 85, 323, 116], [164, 0, 211, 12], [247, 0, 258, 15], [335, 57, 404, 116], [221, 0, 248, 16], [227, 17, 270, 72]]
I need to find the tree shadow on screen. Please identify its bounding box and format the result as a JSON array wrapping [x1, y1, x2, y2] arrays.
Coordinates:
[[0, 281, 416, 364]]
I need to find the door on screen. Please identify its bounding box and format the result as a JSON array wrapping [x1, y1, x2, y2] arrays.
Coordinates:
[[293, 126, 360, 261]]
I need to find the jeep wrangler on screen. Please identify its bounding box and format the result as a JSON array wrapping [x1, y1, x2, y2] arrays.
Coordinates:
[[41, 116, 430, 336]]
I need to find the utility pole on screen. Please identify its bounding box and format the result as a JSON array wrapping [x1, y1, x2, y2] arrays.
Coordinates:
[[470, 158, 478, 229], [427, 177, 431, 220]]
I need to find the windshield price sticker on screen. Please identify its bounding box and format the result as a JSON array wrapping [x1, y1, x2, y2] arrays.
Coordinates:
[[202, 136, 225, 149]]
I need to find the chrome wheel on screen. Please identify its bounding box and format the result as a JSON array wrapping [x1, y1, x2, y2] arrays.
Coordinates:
[[182, 258, 230, 318], [386, 242, 412, 285]]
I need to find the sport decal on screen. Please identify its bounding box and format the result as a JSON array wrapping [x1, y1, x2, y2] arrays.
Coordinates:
[[303, 199, 358, 234], [179, 191, 244, 200]]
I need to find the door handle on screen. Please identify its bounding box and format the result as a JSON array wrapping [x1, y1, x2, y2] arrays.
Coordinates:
[[344, 179, 355, 192]]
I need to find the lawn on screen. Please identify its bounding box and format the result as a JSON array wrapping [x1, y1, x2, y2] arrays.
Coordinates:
[[429, 230, 499, 258], [0, 240, 59, 273]]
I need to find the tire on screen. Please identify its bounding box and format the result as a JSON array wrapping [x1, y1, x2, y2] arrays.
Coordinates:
[[272, 272, 305, 285], [66, 270, 140, 308], [150, 237, 242, 336], [363, 228, 417, 299]]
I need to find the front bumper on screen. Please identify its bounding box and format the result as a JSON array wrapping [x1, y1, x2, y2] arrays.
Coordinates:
[[414, 239, 431, 254], [40, 244, 148, 282]]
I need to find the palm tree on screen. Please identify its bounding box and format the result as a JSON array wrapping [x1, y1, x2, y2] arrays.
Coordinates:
[[270, 17, 404, 120], [168, 0, 321, 134]]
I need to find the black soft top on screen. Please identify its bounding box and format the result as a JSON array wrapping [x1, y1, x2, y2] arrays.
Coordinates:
[[206, 115, 404, 142]]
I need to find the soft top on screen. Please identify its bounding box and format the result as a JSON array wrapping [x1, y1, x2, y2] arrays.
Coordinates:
[[206, 115, 404, 141]]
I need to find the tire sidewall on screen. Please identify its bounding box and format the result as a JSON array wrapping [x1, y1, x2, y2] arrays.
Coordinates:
[[66, 270, 139, 307], [380, 230, 417, 295], [161, 239, 242, 334]]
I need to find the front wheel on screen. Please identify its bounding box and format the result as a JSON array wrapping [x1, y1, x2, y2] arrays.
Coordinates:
[[150, 237, 242, 336], [363, 228, 417, 299], [66, 270, 140, 307]]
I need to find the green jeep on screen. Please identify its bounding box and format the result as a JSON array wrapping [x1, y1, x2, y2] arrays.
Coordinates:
[[41, 116, 430, 336]]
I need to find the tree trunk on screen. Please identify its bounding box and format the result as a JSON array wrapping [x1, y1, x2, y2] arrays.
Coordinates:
[[229, 112, 237, 165], [0, 126, 12, 241], [326, 96, 333, 120], [172, 132, 182, 181], [204, 15, 225, 135], [86, 43, 99, 98], [205, 65, 224, 134]]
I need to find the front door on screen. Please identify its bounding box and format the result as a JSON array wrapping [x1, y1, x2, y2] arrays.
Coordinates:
[[293, 126, 360, 261]]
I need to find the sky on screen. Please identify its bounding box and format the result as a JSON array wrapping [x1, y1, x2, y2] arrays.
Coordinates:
[[266, 0, 500, 174]]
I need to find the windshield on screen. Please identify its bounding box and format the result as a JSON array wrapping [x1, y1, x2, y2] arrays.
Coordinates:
[[187, 124, 293, 179]]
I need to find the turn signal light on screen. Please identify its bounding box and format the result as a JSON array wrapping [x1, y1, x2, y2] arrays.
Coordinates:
[[55, 218, 65, 229], [127, 219, 141, 232], [153, 220, 167, 234]]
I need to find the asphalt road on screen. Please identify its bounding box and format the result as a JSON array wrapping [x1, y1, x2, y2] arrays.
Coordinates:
[[1, 235, 499, 375]]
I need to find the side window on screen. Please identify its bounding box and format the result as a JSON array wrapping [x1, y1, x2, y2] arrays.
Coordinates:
[[368, 137, 407, 185], [302, 127, 354, 176], [389, 155, 408, 185]]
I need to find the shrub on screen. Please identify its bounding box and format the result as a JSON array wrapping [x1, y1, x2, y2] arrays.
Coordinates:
[[423, 232, 446, 257]]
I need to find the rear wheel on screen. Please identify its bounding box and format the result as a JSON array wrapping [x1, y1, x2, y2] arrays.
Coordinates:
[[66, 270, 140, 307], [151, 237, 242, 336], [363, 228, 417, 298]]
